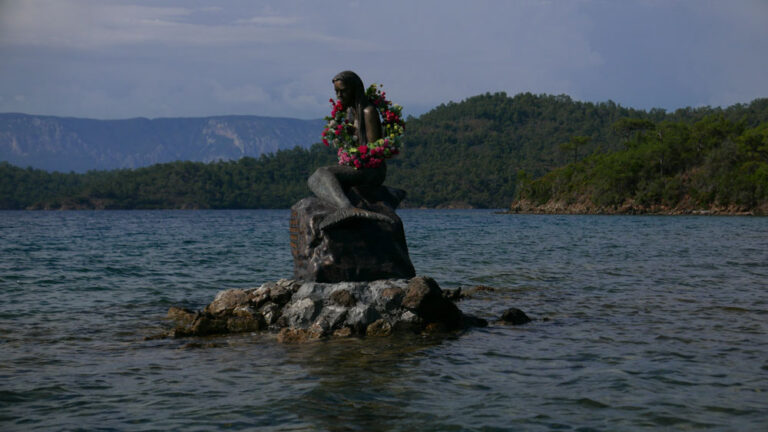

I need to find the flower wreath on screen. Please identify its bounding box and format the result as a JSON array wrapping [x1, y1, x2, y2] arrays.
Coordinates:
[[321, 83, 405, 169]]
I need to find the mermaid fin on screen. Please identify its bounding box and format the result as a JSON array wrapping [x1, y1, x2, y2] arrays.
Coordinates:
[[319, 208, 395, 231]]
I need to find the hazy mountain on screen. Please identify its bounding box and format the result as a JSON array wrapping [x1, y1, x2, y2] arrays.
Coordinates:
[[0, 113, 324, 172]]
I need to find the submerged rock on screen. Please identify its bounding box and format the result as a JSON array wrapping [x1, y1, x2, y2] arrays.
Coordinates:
[[442, 285, 497, 302], [167, 276, 490, 342], [498, 307, 532, 325]]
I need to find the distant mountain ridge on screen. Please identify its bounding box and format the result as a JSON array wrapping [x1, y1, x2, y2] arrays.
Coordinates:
[[0, 113, 324, 172]]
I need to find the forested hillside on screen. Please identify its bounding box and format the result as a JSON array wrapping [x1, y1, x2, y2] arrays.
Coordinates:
[[1, 93, 767, 210], [0, 146, 334, 209], [387, 93, 648, 207], [512, 111, 768, 215]]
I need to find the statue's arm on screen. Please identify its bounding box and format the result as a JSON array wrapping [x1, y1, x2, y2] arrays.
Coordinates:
[[363, 105, 383, 143]]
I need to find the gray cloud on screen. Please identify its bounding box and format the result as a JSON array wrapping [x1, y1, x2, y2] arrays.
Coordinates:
[[0, 0, 766, 119]]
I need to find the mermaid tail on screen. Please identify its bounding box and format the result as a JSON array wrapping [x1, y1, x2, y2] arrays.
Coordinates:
[[319, 208, 395, 231]]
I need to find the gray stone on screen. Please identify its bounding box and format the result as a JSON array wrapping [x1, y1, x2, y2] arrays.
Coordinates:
[[205, 289, 249, 314], [259, 302, 280, 325], [280, 298, 320, 328], [314, 306, 348, 330], [168, 276, 493, 341], [268, 283, 295, 305]]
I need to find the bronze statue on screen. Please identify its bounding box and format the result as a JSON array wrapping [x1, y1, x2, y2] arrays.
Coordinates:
[[308, 71, 394, 230], [291, 71, 414, 281]]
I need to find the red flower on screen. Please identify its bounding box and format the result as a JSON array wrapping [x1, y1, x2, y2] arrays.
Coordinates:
[[365, 158, 383, 169], [358, 145, 368, 155]]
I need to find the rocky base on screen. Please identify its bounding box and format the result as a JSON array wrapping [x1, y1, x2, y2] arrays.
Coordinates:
[[166, 276, 499, 343]]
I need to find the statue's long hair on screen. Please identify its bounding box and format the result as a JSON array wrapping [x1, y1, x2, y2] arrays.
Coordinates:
[[332, 71, 372, 146]]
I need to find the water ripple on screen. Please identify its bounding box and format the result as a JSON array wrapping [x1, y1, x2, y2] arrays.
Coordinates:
[[1, 210, 767, 430]]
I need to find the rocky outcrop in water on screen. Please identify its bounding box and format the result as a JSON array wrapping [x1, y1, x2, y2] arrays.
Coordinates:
[[167, 276, 489, 342]]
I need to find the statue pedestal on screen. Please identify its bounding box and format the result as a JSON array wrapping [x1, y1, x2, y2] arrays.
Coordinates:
[[167, 276, 487, 342], [290, 187, 415, 282]]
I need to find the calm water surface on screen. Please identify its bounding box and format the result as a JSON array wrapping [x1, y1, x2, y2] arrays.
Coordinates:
[[1, 210, 766, 431]]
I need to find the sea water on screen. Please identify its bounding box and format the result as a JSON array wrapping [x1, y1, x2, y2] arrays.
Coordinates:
[[1, 210, 766, 430]]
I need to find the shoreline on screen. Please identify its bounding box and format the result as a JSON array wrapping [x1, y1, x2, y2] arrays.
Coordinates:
[[4, 200, 766, 215], [505, 199, 767, 217]]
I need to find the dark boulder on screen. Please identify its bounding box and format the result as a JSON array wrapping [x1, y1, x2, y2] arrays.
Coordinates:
[[498, 308, 532, 325], [402, 276, 463, 330]]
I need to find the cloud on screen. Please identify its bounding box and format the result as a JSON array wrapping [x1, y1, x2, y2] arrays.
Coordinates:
[[573, 0, 768, 109], [0, 0, 190, 48], [0, 0, 339, 49], [0, 0, 766, 119], [213, 83, 271, 104], [234, 16, 301, 26]]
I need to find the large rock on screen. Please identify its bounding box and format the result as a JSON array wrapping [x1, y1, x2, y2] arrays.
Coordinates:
[[167, 276, 486, 342], [290, 185, 415, 282]]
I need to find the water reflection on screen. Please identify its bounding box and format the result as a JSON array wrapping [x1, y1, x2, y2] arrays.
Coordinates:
[[281, 334, 449, 431]]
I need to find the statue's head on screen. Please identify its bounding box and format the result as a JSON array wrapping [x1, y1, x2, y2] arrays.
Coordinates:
[[332, 71, 364, 108]]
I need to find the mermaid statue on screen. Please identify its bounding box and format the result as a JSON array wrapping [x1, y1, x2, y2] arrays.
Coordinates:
[[308, 71, 404, 230]]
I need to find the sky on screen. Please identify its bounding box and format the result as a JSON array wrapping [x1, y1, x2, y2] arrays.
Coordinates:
[[0, 0, 766, 120]]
